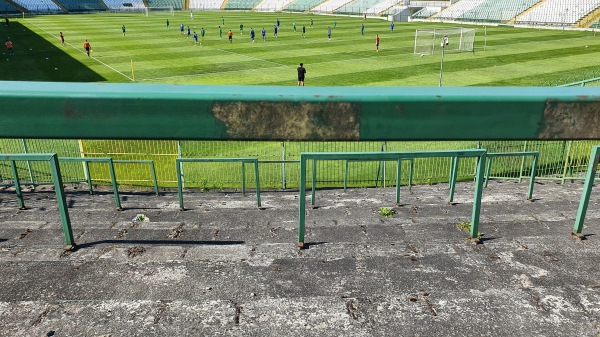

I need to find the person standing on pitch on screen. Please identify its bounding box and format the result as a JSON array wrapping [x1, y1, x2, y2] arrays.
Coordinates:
[[83, 39, 90, 56], [5, 38, 13, 55], [122, 24, 126, 36], [390, 21, 394, 32], [228, 30, 233, 43], [261, 27, 266, 41], [302, 24, 306, 38], [239, 23, 243, 34], [273, 25, 278, 38], [59, 32, 64, 45], [187, 26, 191, 38], [180, 23, 184, 35], [166, 19, 169, 29], [201, 27, 205, 42], [219, 25, 222, 39], [333, 20, 336, 29], [193, 31, 198, 45], [297, 63, 306, 86], [361, 23, 364, 35], [310, 18, 313, 28], [327, 26, 331, 40], [293, 22, 296, 32], [375, 34, 380, 52], [250, 28, 255, 43]]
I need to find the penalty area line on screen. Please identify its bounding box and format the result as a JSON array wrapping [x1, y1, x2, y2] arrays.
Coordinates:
[[25, 19, 134, 82]]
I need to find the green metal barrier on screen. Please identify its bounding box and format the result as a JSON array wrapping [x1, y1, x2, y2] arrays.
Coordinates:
[[2, 82, 600, 140], [113, 160, 160, 196], [0, 153, 74, 249], [298, 149, 487, 248], [59, 157, 122, 210], [572, 145, 600, 237], [343, 159, 414, 192], [176, 158, 261, 210], [484, 151, 539, 200]]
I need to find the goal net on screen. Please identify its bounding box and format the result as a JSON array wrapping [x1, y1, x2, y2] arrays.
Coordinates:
[[414, 27, 476, 56], [144, 6, 175, 16]]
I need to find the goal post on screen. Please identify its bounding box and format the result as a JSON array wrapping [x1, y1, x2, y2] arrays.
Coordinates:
[[414, 27, 476, 55], [145, 6, 175, 16]]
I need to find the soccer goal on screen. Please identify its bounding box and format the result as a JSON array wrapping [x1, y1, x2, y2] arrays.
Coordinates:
[[144, 6, 175, 16], [414, 27, 476, 56]]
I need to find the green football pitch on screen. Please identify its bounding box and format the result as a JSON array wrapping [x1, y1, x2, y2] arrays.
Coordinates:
[[1, 11, 599, 86]]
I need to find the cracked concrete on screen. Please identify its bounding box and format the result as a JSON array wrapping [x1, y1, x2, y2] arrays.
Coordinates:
[[0, 180, 599, 336]]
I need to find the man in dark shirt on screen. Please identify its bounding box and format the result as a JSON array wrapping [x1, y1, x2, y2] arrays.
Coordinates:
[[297, 63, 306, 86]]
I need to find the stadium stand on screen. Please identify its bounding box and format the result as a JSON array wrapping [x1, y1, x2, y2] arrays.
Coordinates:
[[434, 0, 484, 20], [189, 0, 226, 10], [334, 0, 385, 15], [12, 0, 62, 12], [284, 0, 323, 12], [254, 0, 297, 12], [516, 0, 600, 26], [412, 6, 441, 19], [55, 0, 106, 11], [102, 0, 146, 9], [363, 0, 403, 15], [459, 0, 541, 23], [0, 0, 22, 13], [145, 0, 183, 10], [311, 0, 353, 13], [224, 0, 261, 10]]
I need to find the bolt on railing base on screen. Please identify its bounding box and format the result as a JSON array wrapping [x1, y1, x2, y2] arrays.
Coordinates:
[[296, 242, 305, 249], [571, 232, 585, 240]]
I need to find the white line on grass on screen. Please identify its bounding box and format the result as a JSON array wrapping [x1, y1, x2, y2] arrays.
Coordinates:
[[24, 19, 134, 82]]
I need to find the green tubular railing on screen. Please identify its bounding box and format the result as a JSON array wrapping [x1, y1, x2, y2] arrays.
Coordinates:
[[343, 158, 415, 192], [0, 153, 75, 249], [113, 160, 160, 196], [484, 151, 539, 200], [59, 157, 122, 210], [176, 158, 261, 210], [298, 149, 487, 248], [572, 145, 600, 238]]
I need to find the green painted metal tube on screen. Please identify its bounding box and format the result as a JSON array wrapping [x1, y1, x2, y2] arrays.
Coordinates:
[[176, 158, 261, 209], [344, 161, 349, 192], [59, 158, 121, 209], [573, 146, 599, 235], [84, 161, 93, 195], [0, 153, 75, 248], [311, 160, 317, 207], [449, 157, 459, 203], [2, 82, 600, 141], [298, 150, 487, 246], [408, 159, 414, 190], [10, 160, 25, 209], [484, 152, 539, 200], [113, 160, 160, 196], [395, 159, 401, 205], [241, 162, 246, 196]]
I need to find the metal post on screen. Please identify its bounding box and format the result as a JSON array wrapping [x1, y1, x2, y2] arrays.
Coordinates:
[[470, 153, 487, 241], [21, 139, 35, 187], [527, 154, 538, 200], [281, 142, 286, 189], [518, 141, 528, 183], [177, 141, 185, 188], [253, 159, 261, 208], [10, 160, 25, 209], [84, 161, 93, 195], [395, 158, 401, 205], [177, 160, 184, 210], [298, 155, 307, 248], [344, 160, 349, 192], [241, 161, 246, 196], [449, 156, 459, 203], [485, 156, 494, 188], [408, 158, 414, 190], [49, 154, 75, 249], [108, 159, 122, 210], [560, 141, 572, 184], [149, 161, 159, 196], [573, 146, 599, 235], [311, 159, 317, 207]]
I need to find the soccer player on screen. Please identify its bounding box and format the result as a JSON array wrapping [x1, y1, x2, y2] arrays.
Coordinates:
[[276, 19, 280, 28], [83, 39, 90, 56], [273, 25, 278, 38], [297, 63, 306, 86], [219, 26, 222, 39], [59, 32, 64, 45], [228, 30, 233, 43], [166, 19, 169, 29], [193, 31, 198, 45], [201, 28, 205, 42], [190, 10, 193, 19], [180, 23, 184, 35], [302, 25, 306, 38], [122, 25, 126, 36], [261, 28, 266, 41], [361, 23, 364, 36], [239, 23, 243, 34], [375, 34, 380, 52], [327, 26, 331, 40], [333, 20, 336, 29], [221, 16, 225, 26], [5, 39, 13, 55], [390, 22, 394, 32], [293, 22, 296, 32], [250, 28, 255, 43], [187, 26, 191, 38], [310, 19, 313, 28]]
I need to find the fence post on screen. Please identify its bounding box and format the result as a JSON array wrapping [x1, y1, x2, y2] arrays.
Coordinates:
[[78, 139, 88, 186], [281, 141, 286, 189], [298, 155, 307, 248], [10, 160, 25, 209], [177, 141, 185, 188], [561, 141, 572, 184], [470, 153, 487, 241], [572, 146, 599, 236], [108, 158, 122, 210], [49, 154, 75, 249]]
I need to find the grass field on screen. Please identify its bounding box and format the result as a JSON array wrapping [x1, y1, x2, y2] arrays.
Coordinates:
[[0, 12, 598, 188], [2, 12, 600, 86]]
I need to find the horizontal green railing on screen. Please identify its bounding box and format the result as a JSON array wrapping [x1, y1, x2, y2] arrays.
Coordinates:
[[1, 82, 600, 141]]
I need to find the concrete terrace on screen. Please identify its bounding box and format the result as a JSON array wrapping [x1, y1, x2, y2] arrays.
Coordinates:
[[0, 179, 600, 336]]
